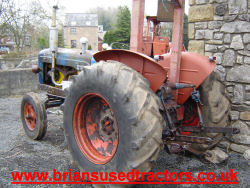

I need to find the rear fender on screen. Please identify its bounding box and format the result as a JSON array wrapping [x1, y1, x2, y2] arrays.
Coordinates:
[[93, 49, 168, 92], [159, 52, 216, 104]]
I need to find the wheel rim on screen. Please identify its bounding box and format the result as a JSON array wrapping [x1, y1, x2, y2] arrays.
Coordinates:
[[24, 102, 36, 131], [73, 93, 119, 164]]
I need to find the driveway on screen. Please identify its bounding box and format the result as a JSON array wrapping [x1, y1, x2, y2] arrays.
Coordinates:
[[0, 96, 249, 187]]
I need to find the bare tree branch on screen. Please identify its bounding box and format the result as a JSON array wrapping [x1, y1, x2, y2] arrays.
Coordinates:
[[0, 0, 50, 51]]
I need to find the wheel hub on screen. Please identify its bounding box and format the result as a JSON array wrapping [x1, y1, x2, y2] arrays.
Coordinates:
[[24, 102, 36, 131], [73, 93, 119, 164], [99, 109, 117, 142]]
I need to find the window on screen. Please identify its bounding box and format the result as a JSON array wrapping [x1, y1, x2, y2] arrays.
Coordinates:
[[70, 28, 76, 33], [98, 25, 103, 33], [71, 40, 76, 48]]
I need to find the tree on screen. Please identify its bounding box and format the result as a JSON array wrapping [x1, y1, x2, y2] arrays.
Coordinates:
[[115, 6, 131, 45], [89, 7, 118, 31], [32, 25, 49, 49], [0, 0, 13, 25], [103, 30, 117, 45], [37, 36, 48, 49], [103, 6, 131, 49], [88, 44, 92, 50], [0, 0, 49, 51]]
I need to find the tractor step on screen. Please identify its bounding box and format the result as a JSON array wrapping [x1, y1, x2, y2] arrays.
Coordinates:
[[180, 126, 239, 134]]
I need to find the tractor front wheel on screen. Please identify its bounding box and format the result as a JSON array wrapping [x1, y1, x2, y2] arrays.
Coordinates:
[[20, 92, 47, 140], [63, 61, 164, 181]]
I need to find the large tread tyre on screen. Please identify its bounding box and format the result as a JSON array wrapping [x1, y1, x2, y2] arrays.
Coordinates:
[[184, 72, 231, 151], [63, 61, 164, 185], [20, 92, 47, 140]]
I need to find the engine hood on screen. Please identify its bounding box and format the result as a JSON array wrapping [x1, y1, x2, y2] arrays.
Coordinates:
[[38, 48, 94, 69]]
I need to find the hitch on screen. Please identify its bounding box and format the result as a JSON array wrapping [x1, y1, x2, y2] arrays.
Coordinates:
[[160, 82, 240, 158]]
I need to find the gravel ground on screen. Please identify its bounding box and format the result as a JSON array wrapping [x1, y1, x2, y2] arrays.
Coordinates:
[[0, 96, 249, 188]]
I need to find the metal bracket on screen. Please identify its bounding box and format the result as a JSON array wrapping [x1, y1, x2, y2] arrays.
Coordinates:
[[166, 135, 213, 145], [181, 126, 240, 134], [38, 84, 65, 98]]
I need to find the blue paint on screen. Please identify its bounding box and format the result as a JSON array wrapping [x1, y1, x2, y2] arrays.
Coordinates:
[[57, 53, 68, 66], [38, 53, 43, 84], [37, 48, 92, 84], [91, 56, 96, 65]]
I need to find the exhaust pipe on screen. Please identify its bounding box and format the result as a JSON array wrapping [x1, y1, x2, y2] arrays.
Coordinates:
[[50, 5, 58, 52], [49, 5, 62, 86]]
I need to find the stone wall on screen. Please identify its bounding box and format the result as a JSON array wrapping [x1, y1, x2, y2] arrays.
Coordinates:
[[188, 0, 250, 155], [0, 57, 37, 70], [0, 68, 38, 97]]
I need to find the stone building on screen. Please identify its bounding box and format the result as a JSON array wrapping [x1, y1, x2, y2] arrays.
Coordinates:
[[188, 0, 250, 154], [64, 13, 98, 51]]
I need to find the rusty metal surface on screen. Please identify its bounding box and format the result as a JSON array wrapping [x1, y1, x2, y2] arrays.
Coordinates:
[[45, 94, 64, 109], [166, 135, 213, 145], [164, 141, 210, 157], [130, 0, 145, 53], [142, 16, 170, 57], [94, 49, 168, 92], [38, 84, 65, 98], [181, 126, 240, 134], [168, 0, 185, 102], [73, 93, 119, 165], [157, 0, 174, 22], [166, 142, 184, 153], [142, 37, 153, 56], [145, 18, 150, 37], [31, 65, 41, 74], [146, 16, 160, 41], [55, 66, 77, 80], [159, 52, 216, 104], [153, 36, 170, 55], [159, 81, 238, 158]]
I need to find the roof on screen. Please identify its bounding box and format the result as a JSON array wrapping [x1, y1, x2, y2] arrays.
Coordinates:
[[65, 13, 98, 27]]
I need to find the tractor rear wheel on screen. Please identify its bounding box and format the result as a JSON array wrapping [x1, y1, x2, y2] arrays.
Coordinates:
[[183, 72, 231, 150], [21, 92, 47, 140], [63, 61, 163, 183]]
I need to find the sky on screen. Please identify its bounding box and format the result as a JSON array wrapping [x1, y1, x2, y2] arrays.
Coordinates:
[[46, 0, 189, 16]]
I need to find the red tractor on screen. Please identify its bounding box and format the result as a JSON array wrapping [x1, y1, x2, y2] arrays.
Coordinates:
[[21, 0, 238, 184]]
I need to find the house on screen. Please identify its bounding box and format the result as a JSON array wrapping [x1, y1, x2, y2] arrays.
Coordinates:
[[64, 13, 99, 51], [0, 31, 32, 52]]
